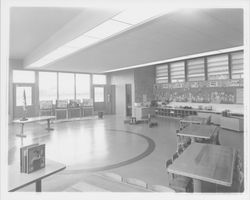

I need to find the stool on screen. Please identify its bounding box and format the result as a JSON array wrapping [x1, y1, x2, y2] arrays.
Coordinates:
[[131, 117, 136, 124], [98, 111, 104, 119]]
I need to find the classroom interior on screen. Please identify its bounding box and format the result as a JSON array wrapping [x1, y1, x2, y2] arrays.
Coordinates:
[[5, 6, 247, 194]]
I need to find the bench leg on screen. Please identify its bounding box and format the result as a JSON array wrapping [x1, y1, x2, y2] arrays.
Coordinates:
[[193, 179, 202, 192], [46, 119, 54, 131], [36, 180, 42, 192]]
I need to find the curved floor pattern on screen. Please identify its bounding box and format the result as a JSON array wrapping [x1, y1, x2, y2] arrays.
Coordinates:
[[61, 129, 155, 174], [8, 128, 156, 173]]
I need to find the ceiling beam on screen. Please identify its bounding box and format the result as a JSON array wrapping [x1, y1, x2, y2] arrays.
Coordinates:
[[23, 7, 121, 67]]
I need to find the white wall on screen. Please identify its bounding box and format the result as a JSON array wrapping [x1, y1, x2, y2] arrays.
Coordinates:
[[109, 69, 135, 117]]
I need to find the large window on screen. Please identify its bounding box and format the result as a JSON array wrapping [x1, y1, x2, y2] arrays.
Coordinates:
[[39, 72, 57, 103], [94, 87, 104, 102], [231, 51, 243, 79], [13, 70, 35, 83], [207, 54, 229, 80], [156, 63, 168, 84], [187, 58, 205, 81], [76, 74, 91, 99], [58, 73, 74, 100], [93, 74, 106, 85], [170, 61, 185, 83]]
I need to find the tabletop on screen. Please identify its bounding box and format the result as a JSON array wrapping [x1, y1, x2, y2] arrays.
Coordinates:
[[8, 159, 66, 192], [167, 143, 235, 186], [180, 115, 209, 124], [13, 116, 56, 124], [178, 124, 218, 139]]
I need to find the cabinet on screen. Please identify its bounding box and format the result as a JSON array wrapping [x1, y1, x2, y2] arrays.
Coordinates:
[[220, 116, 244, 132], [133, 107, 155, 120]]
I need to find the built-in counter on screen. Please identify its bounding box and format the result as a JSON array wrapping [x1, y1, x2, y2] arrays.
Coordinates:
[[220, 116, 244, 132], [155, 102, 244, 132], [167, 102, 244, 116]]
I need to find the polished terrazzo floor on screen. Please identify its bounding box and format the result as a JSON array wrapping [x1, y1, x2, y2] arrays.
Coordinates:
[[8, 115, 244, 192]]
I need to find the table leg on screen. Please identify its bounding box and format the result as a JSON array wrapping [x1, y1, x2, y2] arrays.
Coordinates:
[[46, 119, 54, 131], [193, 179, 202, 192], [36, 179, 42, 192], [16, 123, 27, 146]]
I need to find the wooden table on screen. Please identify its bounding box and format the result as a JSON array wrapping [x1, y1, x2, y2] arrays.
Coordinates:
[[13, 116, 56, 145], [9, 159, 66, 192], [180, 115, 210, 129], [178, 124, 219, 141], [167, 143, 236, 192]]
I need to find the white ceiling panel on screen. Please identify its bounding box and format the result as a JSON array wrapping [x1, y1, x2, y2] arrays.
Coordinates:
[[9, 8, 243, 73], [40, 8, 243, 73], [9, 7, 84, 59]]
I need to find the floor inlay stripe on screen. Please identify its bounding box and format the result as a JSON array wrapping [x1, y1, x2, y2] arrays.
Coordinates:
[[62, 129, 155, 174]]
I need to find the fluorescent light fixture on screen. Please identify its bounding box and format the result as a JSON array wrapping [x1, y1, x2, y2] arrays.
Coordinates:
[[29, 46, 77, 67], [112, 8, 175, 25], [85, 19, 131, 39], [29, 36, 99, 67], [66, 35, 100, 50], [28, 7, 176, 68]]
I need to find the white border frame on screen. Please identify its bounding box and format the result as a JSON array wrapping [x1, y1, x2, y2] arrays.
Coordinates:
[[1, 1, 250, 200]]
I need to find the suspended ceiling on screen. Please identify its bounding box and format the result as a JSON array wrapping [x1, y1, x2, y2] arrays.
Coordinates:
[[9, 7, 243, 73]]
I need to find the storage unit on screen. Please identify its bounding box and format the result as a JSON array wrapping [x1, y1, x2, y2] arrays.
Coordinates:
[[133, 106, 155, 120], [220, 116, 244, 132], [68, 107, 81, 119], [81, 107, 94, 117], [55, 108, 68, 120], [155, 107, 197, 118]]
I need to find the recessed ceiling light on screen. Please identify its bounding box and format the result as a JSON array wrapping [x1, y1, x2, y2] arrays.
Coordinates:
[[112, 8, 172, 25], [29, 46, 77, 67], [66, 35, 100, 50], [85, 19, 131, 39]]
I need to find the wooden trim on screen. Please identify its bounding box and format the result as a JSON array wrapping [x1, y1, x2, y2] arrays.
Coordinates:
[[168, 63, 171, 83], [204, 57, 208, 81], [228, 53, 232, 79], [184, 60, 188, 82]]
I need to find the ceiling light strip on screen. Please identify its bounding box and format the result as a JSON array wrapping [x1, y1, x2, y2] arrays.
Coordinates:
[[103, 46, 244, 73], [27, 8, 177, 68]]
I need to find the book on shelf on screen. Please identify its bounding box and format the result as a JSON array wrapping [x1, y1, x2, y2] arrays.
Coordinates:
[[20, 143, 46, 173]]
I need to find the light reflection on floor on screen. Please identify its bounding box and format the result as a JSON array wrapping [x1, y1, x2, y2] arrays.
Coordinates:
[[8, 115, 243, 190], [9, 119, 149, 170]]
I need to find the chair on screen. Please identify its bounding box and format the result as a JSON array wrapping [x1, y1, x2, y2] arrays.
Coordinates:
[[124, 178, 148, 189], [234, 151, 243, 172], [149, 184, 176, 192], [100, 172, 123, 182], [172, 152, 178, 161], [177, 146, 184, 155], [217, 159, 244, 193], [183, 142, 189, 149]]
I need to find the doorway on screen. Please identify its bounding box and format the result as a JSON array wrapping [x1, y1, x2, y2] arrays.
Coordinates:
[[13, 83, 36, 119], [125, 84, 132, 117]]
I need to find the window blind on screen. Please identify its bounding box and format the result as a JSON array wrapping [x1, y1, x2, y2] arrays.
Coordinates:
[[207, 54, 229, 80], [170, 61, 185, 83], [187, 58, 205, 81], [231, 51, 243, 79], [156, 63, 168, 84]]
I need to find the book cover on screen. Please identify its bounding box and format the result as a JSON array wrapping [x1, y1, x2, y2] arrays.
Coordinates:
[[27, 144, 45, 173], [20, 143, 38, 173]]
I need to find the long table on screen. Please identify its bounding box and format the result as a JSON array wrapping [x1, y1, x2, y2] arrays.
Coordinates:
[[167, 143, 236, 192], [180, 115, 211, 129], [178, 124, 219, 141], [13, 116, 56, 145], [9, 159, 66, 192]]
